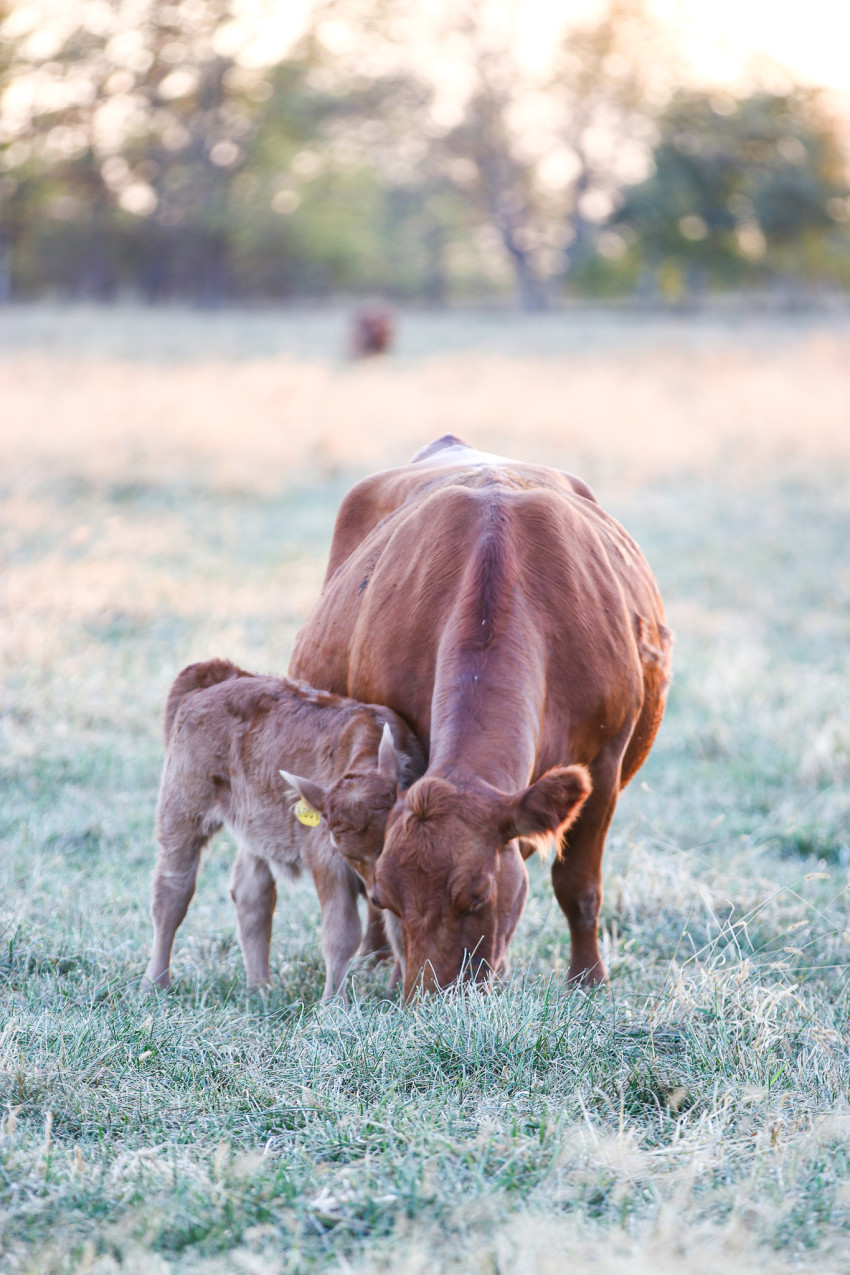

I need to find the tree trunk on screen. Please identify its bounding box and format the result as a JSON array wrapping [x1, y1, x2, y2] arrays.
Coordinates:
[[422, 218, 448, 306], [500, 223, 547, 311]]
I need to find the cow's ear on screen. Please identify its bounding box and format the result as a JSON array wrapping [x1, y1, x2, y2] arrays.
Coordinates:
[[279, 769, 326, 816], [377, 722, 400, 786], [497, 766, 591, 843]]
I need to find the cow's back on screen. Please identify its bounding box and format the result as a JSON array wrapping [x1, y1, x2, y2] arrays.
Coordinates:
[[321, 436, 596, 580], [290, 448, 669, 776]]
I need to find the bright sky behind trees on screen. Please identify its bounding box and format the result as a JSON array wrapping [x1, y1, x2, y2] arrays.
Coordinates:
[[249, 0, 850, 96], [4, 0, 850, 97]]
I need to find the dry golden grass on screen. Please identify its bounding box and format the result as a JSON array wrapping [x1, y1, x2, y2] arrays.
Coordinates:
[[2, 318, 849, 497]]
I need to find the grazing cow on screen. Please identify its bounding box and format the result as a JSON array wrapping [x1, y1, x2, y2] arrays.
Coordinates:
[[289, 435, 672, 998], [351, 304, 394, 358], [142, 659, 423, 999]]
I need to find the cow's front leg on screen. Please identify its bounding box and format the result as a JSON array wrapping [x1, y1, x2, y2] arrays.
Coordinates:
[[551, 738, 628, 987], [313, 858, 363, 1000], [230, 847, 277, 988]]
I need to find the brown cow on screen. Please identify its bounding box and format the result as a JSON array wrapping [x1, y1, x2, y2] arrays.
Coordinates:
[[289, 435, 672, 998], [351, 304, 394, 358], [142, 659, 423, 999]]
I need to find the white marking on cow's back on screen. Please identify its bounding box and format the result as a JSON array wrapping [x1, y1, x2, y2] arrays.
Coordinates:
[[419, 444, 517, 470]]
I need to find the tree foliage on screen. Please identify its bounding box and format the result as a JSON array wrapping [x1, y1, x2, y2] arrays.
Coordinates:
[[615, 87, 850, 291], [0, 0, 848, 303]]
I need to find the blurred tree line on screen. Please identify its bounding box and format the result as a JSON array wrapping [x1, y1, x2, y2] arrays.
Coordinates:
[[1, 0, 848, 306]]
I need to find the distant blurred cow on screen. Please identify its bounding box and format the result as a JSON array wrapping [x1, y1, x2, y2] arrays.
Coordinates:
[[351, 305, 394, 357], [142, 659, 423, 999]]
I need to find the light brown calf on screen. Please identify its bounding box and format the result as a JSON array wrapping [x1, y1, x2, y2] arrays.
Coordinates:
[[142, 659, 424, 999]]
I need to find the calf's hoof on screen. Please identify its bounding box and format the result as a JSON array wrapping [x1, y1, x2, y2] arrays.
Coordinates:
[[246, 977, 272, 993], [140, 970, 171, 994]]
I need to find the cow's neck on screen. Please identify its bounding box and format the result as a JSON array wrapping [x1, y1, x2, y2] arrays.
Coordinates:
[[428, 635, 545, 793]]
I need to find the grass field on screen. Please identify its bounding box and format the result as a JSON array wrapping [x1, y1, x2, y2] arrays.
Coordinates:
[[1, 305, 849, 1274]]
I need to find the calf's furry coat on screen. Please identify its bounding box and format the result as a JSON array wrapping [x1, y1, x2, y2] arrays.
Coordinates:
[[143, 659, 423, 999]]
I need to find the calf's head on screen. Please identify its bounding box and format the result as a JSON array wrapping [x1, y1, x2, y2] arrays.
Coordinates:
[[374, 765, 591, 999], [280, 722, 401, 889]]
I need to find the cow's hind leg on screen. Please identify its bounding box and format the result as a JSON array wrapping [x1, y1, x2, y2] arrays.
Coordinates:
[[230, 847, 277, 988], [551, 738, 627, 987], [143, 817, 213, 991]]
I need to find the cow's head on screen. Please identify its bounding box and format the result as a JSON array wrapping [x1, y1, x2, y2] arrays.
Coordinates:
[[280, 722, 402, 891], [373, 765, 592, 999]]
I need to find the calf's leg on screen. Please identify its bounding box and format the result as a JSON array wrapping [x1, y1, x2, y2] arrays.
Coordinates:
[[313, 859, 363, 1001], [383, 910, 406, 994], [230, 847, 277, 988], [143, 823, 211, 990]]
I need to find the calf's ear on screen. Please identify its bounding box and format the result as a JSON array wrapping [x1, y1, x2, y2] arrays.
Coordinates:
[[279, 769, 326, 815], [497, 765, 591, 844], [377, 721, 400, 786]]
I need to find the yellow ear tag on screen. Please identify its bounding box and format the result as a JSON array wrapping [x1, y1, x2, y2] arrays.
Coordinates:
[[294, 799, 321, 827]]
